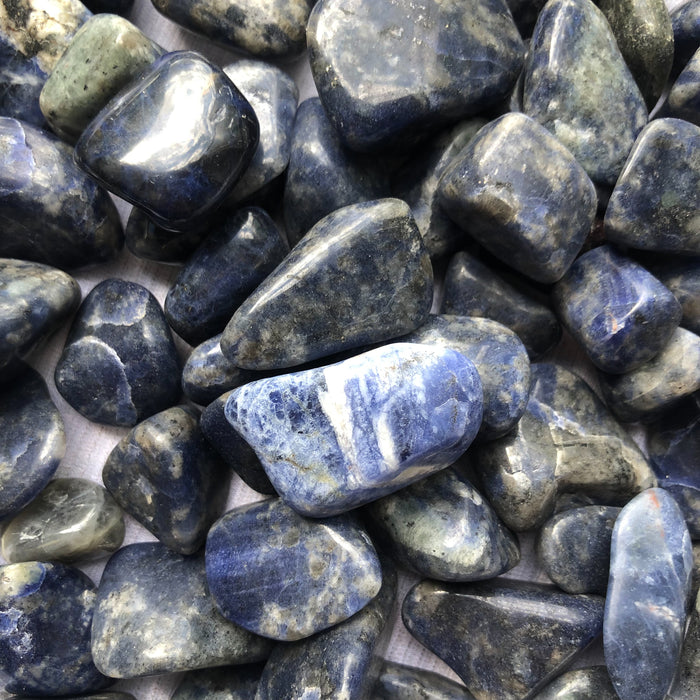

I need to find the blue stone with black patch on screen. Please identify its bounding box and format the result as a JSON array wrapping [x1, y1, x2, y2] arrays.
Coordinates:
[[671, 0, 700, 78], [172, 664, 265, 700], [663, 47, 700, 126]]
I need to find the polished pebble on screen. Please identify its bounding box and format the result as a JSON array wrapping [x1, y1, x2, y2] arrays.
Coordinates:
[[673, 588, 700, 699], [671, 0, 700, 78], [531, 666, 617, 700], [664, 47, 700, 126], [172, 664, 264, 700], [372, 660, 476, 700]]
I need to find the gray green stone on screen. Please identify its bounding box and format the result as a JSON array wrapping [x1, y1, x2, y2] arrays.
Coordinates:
[[531, 667, 617, 700], [372, 660, 476, 699]]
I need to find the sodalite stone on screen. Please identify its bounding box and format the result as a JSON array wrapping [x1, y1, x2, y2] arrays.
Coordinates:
[[0, 366, 64, 519], [307, 0, 524, 152], [54, 278, 180, 427], [1, 477, 124, 563], [75, 51, 259, 232], [438, 112, 596, 284], [672, 0, 700, 78], [402, 579, 605, 700], [605, 118, 700, 255], [471, 363, 656, 531], [604, 488, 693, 700], [205, 498, 382, 641], [522, 0, 648, 186], [664, 48, 700, 126], [221, 199, 433, 370], [531, 667, 617, 700], [103, 406, 229, 554], [0, 117, 123, 268], [226, 343, 483, 517], [0, 561, 110, 696], [373, 660, 476, 699], [552, 245, 682, 374], [172, 664, 264, 700], [165, 207, 289, 346], [91, 542, 272, 678]]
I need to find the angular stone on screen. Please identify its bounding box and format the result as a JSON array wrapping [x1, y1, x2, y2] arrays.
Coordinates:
[[165, 207, 289, 346], [1, 477, 124, 563], [54, 278, 180, 427], [365, 466, 519, 581], [438, 112, 596, 284], [205, 498, 382, 641], [604, 118, 700, 255], [75, 51, 259, 232], [604, 488, 693, 700], [0, 366, 64, 519], [172, 664, 264, 700], [531, 667, 617, 700], [402, 579, 605, 700], [671, 0, 700, 78], [0, 117, 123, 268], [226, 343, 483, 517], [0, 561, 110, 696], [91, 542, 272, 678], [221, 199, 433, 370], [373, 660, 476, 699], [664, 47, 700, 126], [103, 406, 229, 554], [673, 588, 700, 699], [307, 0, 524, 151], [552, 245, 682, 373], [471, 363, 656, 531], [522, 0, 648, 186]]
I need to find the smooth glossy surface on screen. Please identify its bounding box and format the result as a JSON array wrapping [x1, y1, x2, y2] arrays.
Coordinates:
[[664, 47, 700, 126], [531, 667, 617, 700], [372, 660, 476, 699]]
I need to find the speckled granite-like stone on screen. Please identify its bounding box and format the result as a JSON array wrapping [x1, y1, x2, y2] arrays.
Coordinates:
[[205, 498, 382, 641], [673, 588, 700, 699], [531, 667, 617, 700], [54, 278, 180, 426], [664, 48, 700, 126], [604, 488, 693, 700], [0, 366, 64, 519], [373, 660, 475, 699], [103, 405, 229, 554], [0, 117, 123, 268], [403, 579, 605, 700], [605, 118, 700, 255], [92, 542, 272, 678], [221, 199, 433, 370], [75, 51, 259, 232], [172, 664, 264, 700], [671, 0, 700, 78], [0, 561, 110, 696], [522, 0, 648, 186], [1, 477, 124, 563], [308, 0, 524, 152]]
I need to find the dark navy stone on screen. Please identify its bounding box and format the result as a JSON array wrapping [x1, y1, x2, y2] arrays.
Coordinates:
[[165, 207, 289, 346], [0, 117, 123, 268], [522, 0, 648, 186], [0, 561, 110, 696], [671, 0, 700, 78], [103, 405, 229, 554], [0, 366, 64, 519], [604, 487, 693, 700], [205, 498, 382, 641], [531, 667, 617, 700], [506, 0, 547, 37], [307, 0, 524, 152], [54, 278, 181, 427], [605, 118, 700, 255], [82, 0, 133, 13], [664, 47, 700, 126], [225, 343, 483, 517], [471, 363, 656, 531], [441, 251, 561, 359], [91, 542, 272, 678], [221, 199, 433, 370], [402, 579, 605, 700], [552, 245, 683, 373], [75, 51, 259, 232], [172, 664, 265, 700], [438, 112, 596, 284], [674, 589, 700, 699], [373, 660, 476, 700], [537, 505, 621, 594]]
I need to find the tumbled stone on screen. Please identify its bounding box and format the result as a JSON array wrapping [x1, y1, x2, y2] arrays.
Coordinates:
[[172, 664, 264, 700], [221, 199, 433, 370], [205, 498, 382, 641], [522, 0, 647, 186], [472, 363, 656, 531], [307, 0, 524, 151], [373, 660, 475, 699], [92, 542, 272, 678], [226, 343, 482, 517], [402, 579, 605, 700], [75, 51, 259, 232], [671, 0, 700, 78], [0, 561, 110, 696], [605, 118, 700, 254], [1, 477, 124, 563], [0, 366, 64, 519], [531, 666, 617, 700], [664, 47, 700, 126], [604, 487, 692, 700], [673, 588, 700, 699], [103, 405, 229, 554], [0, 117, 123, 268]]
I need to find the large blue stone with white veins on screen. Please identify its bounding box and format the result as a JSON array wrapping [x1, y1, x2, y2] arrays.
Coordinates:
[[307, 0, 524, 152], [226, 343, 483, 517], [522, 0, 648, 186], [438, 112, 596, 284], [663, 48, 700, 126], [205, 498, 382, 641], [373, 660, 476, 700], [604, 487, 693, 700], [75, 51, 259, 232], [671, 0, 700, 78]]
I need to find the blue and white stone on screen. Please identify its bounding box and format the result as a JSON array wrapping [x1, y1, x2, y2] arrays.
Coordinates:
[[663, 47, 700, 126], [172, 664, 264, 700], [671, 0, 700, 78], [373, 660, 476, 699]]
